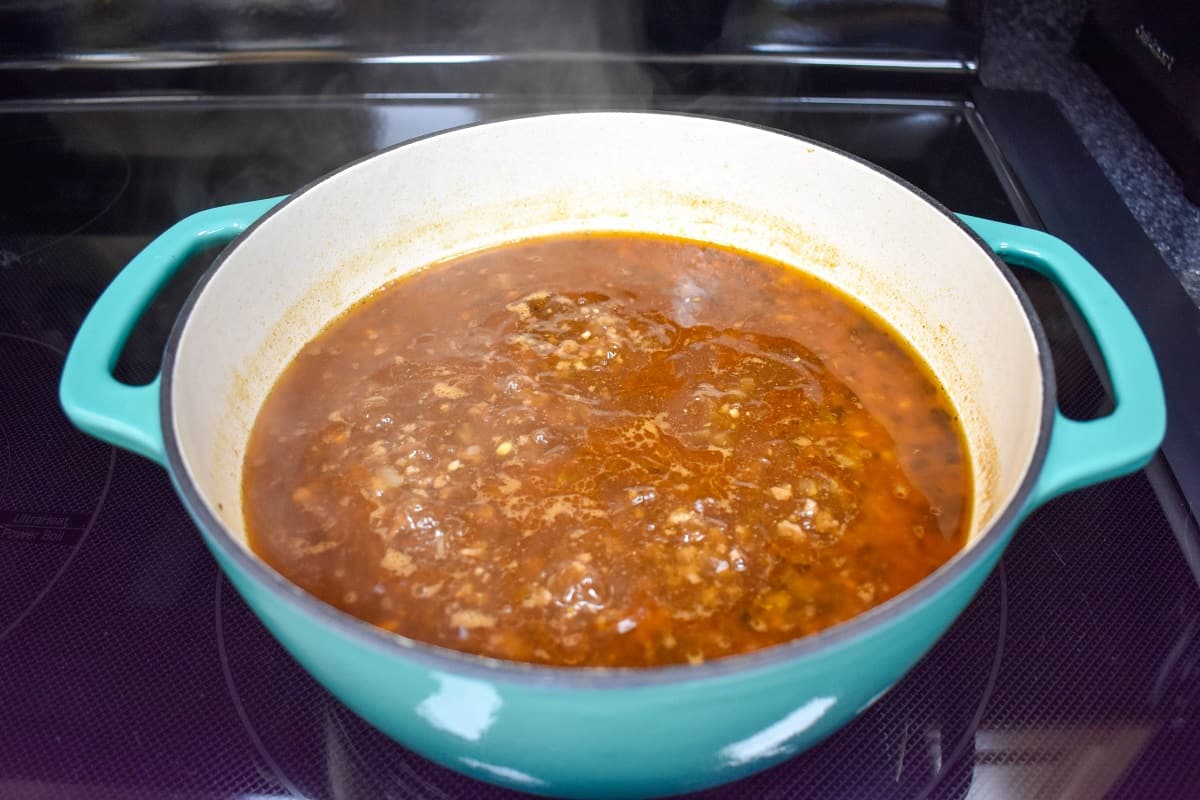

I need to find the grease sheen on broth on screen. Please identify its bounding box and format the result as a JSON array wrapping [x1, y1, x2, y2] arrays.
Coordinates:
[[243, 234, 971, 668]]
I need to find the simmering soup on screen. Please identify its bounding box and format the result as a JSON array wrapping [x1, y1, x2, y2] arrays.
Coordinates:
[[243, 234, 971, 668]]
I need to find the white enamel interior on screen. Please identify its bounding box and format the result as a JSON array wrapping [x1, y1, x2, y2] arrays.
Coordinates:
[[170, 112, 1043, 553]]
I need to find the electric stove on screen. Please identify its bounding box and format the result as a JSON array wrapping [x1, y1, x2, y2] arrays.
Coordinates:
[[2, 25, 1199, 800]]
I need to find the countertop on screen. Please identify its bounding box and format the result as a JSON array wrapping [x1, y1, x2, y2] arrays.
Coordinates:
[[981, 0, 1199, 306]]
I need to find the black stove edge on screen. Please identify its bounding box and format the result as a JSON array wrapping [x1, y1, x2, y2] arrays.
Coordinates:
[[972, 86, 1200, 554], [0, 53, 977, 103]]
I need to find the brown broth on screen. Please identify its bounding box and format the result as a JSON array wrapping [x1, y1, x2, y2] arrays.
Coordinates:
[[242, 234, 971, 668]]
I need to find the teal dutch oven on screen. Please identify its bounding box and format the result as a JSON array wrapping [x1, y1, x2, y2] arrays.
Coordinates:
[[59, 113, 1165, 799]]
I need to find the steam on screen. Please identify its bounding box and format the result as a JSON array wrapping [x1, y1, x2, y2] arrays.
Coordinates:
[[32, 2, 736, 226]]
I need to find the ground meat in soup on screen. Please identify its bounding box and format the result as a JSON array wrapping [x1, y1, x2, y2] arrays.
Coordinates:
[[242, 234, 971, 668]]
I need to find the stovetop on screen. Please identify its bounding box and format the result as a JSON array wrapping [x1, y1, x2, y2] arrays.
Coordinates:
[[2, 90, 1199, 799]]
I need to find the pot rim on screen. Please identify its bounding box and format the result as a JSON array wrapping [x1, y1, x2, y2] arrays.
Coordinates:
[[161, 110, 1056, 688]]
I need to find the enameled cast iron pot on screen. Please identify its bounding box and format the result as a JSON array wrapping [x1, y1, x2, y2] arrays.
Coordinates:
[[60, 113, 1166, 799]]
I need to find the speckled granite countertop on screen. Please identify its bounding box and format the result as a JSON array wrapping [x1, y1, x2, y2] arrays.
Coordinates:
[[981, 0, 1199, 305]]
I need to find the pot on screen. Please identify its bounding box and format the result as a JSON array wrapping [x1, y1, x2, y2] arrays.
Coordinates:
[[60, 112, 1165, 799]]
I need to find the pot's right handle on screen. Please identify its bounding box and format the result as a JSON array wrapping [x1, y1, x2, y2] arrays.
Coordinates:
[[60, 196, 285, 466], [959, 215, 1166, 511]]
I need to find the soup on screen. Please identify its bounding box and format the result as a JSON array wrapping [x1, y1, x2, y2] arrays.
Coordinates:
[[242, 234, 970, 668]]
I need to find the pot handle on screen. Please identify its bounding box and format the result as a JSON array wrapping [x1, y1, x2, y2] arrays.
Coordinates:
[[60, 196, 285, 466], [959, 215, 1166, 510]]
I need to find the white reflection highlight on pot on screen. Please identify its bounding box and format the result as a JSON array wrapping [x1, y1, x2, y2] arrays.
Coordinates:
[[459, 757, 548, 788], [416, 674, 501, 742], [720, 696, 837, 766]]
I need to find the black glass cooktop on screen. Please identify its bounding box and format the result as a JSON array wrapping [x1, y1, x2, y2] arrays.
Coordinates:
[[2, 93, 1198, 799]]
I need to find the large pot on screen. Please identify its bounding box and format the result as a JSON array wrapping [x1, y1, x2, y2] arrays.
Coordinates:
[[60, 113, 1165, 799]]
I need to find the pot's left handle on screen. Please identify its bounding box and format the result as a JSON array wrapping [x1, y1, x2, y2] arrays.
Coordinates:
[[60, 196, 285, 466]]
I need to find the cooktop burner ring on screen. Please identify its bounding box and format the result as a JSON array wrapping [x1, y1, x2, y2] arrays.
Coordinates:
[[0, 333, 115, 643], [0, 134, 131, 258]]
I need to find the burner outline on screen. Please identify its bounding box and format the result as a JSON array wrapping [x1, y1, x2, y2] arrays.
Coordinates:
[[0, 333, 116, 643]]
